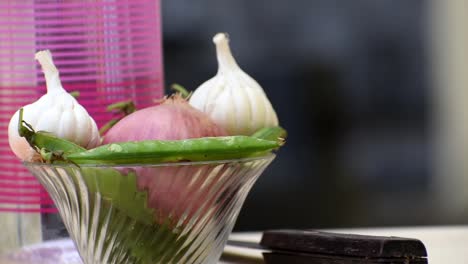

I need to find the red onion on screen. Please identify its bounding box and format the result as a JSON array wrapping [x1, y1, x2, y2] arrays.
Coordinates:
[[103, 95, 227, 144], [132, 164, 228, 225], [103, 95, 228, 223]]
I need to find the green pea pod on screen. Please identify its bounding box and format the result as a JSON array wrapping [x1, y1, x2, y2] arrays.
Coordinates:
[[252, 126, 287, 142], [18, 108, 86, 157], [31, 131, 86, 155], [66, 136, 281, 165]]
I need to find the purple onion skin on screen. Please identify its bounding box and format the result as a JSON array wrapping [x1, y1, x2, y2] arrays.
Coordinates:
[[133, 164, 229, 224], [103, 96, 227, 144], [104, 96, 228, 223]]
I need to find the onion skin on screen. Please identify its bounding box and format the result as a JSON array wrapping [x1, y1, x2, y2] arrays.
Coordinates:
[[103, 95, 227, 144], [103, 95, 228, 223], [134, 164, 227, 226]]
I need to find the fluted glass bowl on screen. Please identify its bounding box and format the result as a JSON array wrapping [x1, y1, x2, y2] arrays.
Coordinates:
[[24, 154, 275, 264]]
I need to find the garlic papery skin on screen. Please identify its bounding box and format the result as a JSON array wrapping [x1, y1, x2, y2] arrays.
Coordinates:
[[8, 50, 101, 161], [189, 33, 279, 136]]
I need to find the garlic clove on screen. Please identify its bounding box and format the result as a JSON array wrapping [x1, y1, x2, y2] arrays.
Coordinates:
[[36, 107, 62, 134], [73, 105, 100, 147], [210, 88, 236, 133], [189, 33, 279, 135], [189, 78, 219, 113], [58, 110, 77, 142], [231, 84, 253, 135]]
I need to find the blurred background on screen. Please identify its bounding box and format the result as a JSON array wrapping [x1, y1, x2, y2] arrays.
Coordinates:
[[161, 0, 468, 230]]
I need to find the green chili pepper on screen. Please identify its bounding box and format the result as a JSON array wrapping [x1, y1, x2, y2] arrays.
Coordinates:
[[252, 126, 287, 142], [18, 108, 86, 159], [66, 136, 281, 165]]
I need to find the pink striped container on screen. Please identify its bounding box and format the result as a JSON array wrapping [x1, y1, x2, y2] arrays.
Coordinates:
[[0, 0, 163, 252]]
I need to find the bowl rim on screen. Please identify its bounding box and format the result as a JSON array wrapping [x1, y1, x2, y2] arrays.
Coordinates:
[[23, 153, 276, 168]]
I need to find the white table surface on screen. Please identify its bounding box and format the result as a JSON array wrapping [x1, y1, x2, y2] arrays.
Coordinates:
[[1, 226, 466, 263]]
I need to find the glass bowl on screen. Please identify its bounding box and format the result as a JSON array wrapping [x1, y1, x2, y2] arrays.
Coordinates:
[[24, 154, 275, 264]]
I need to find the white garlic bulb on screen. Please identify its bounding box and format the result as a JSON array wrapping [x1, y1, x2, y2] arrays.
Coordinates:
[[189, 33, 279, 135], [8, 50, 101, 161]]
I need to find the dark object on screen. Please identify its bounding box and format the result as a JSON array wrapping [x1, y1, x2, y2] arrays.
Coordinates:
[[259, 230, 427, 264], [263, 252, 428, 264]]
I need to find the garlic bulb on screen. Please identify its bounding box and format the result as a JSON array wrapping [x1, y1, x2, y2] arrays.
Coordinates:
[[189, 33, 278, 135], [8, 50, 100, 161]]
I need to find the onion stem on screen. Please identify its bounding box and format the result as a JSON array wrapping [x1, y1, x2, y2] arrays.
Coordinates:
[[100, 100, 137, 135], [170, 84, 190, 99]]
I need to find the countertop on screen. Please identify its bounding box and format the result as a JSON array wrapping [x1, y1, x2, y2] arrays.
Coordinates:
[[1, 226, 467, 263]]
